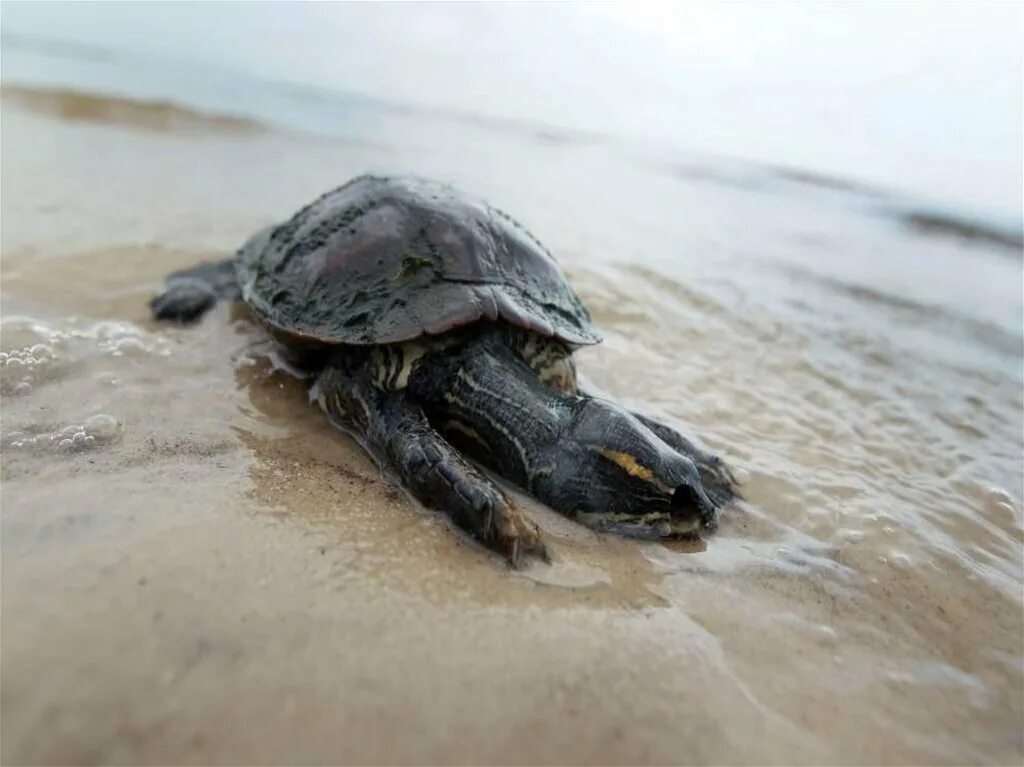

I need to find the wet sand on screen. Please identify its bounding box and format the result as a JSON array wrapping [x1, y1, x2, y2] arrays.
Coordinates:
[[2, 87, 1022, 765]]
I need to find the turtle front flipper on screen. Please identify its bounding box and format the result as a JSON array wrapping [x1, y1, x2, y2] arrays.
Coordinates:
[[150, 258, 239, 323], [316, 364, 546, 566]]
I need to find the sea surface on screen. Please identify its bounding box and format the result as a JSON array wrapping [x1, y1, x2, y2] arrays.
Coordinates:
[[1, 36, 1022, 765]]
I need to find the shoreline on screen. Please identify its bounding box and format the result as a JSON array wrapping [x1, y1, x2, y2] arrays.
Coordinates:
[[2, 83, 1021, 765]]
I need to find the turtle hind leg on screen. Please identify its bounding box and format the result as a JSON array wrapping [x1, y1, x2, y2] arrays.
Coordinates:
[[317, 364, 547, 567], [150, 257, 239, 324]]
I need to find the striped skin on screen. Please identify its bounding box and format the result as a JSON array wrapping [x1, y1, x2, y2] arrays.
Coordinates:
[[367, 327, 577, 395], [398, 331, 724, 535], [315, 356, 546, 565], [319, 326, 729, 544]]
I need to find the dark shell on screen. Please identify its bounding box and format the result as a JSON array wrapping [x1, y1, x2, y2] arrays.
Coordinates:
[[236, 175, 601, 346]]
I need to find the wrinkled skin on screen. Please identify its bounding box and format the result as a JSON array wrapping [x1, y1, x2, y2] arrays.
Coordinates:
[[406, 336, 725, 543]]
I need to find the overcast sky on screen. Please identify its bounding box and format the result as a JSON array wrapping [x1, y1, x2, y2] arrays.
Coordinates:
[[3, 1, 1021, 217]]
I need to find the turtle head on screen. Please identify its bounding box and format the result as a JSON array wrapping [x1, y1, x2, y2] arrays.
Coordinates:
[[536, 399, 719, 538]]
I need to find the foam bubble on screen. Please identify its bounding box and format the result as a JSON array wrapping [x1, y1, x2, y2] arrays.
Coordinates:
[[84, 414, 120, 441], [0, 316, 171, 396], [3, 413, 122, 455]]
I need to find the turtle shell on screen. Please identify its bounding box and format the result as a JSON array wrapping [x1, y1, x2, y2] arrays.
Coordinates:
[[236, 175, 601, 346]]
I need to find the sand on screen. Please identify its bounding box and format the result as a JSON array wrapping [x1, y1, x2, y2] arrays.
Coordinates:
[[1, 86, 1022, 765]]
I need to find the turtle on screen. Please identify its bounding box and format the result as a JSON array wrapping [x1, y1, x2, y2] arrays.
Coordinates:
[[150, 175, 736, 564]]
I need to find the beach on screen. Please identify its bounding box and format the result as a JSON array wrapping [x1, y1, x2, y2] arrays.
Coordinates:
[[1, 52, 1022, 765]]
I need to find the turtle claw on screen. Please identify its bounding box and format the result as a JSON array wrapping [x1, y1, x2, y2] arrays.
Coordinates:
[[511, 527, 549, 567], [488, 496, 547, 568], [509, 539, 521, 569], [506, 536, 550, 569]]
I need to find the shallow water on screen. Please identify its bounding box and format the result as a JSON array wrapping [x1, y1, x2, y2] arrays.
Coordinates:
[[1, 47, 1022, 765]]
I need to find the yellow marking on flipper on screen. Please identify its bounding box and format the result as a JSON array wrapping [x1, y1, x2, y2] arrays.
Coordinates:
[[596, 448, 674, 493]]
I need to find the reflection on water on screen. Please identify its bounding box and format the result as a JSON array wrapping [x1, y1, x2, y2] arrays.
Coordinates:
[[1, 53, 1022, 765]]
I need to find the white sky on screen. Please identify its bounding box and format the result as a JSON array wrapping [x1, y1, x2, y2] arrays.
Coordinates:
[[3, 1, 1022, 217]]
